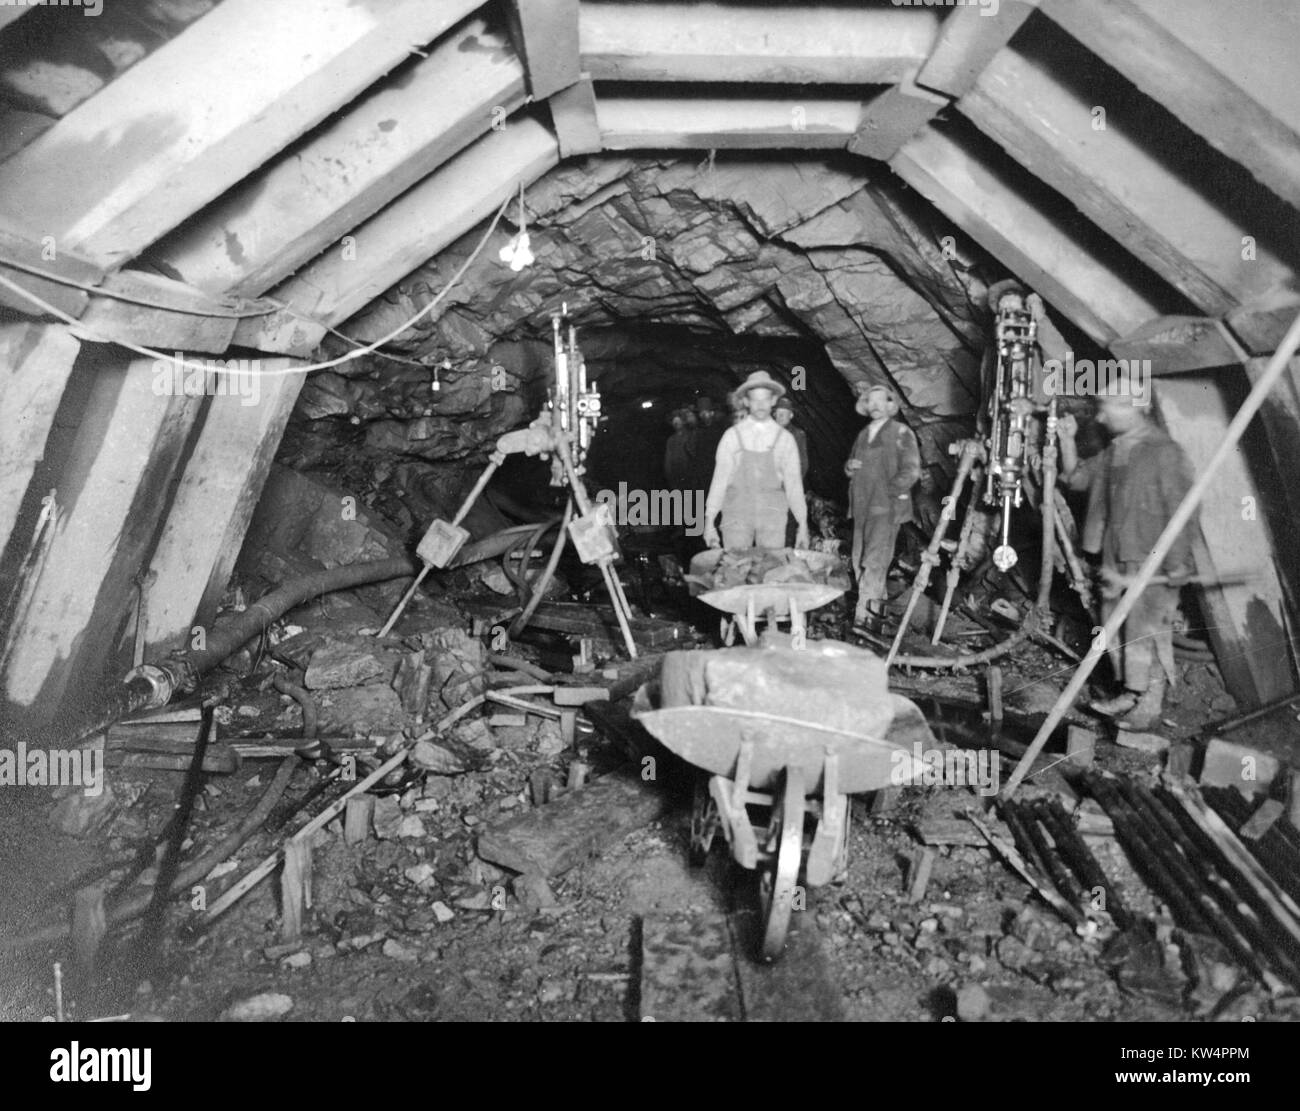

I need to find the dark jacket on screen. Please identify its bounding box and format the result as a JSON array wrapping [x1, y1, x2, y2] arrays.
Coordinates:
[[846, 417, 921, 527], [1067, 421, 1196, 572]]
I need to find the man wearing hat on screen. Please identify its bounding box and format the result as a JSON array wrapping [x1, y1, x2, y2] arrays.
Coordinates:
[[690, 395, 725, 497], [703, 372, 809, 550], [1057, 393, 1196, 731], [774, 395, 809, 548], [663, 406, 695, 491], [845, 383, 921, 633]]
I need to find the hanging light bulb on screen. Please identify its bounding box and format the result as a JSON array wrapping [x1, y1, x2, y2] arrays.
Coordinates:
[[498, 180, 534, 272], [432, 358, 448, 392]]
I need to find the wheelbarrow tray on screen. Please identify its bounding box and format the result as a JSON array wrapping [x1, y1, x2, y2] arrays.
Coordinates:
[[632, 687, 934, 795], [698, 582, 844, 617], [685, 548, 849, 600]]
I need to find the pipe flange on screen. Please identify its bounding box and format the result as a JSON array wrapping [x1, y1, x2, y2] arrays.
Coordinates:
[[121, 663, 176, 709]]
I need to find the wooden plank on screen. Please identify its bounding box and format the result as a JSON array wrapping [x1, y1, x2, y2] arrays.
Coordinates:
[[1243, 354, 1300, 639], [144, 359, 307, 655], [476, 766, 672, 877], [1154, 376, 1294, 706], [238, 117, 560, 346], [729, 907, 845, 1021], [1110, 316, 1245, 374], [146, 14, 526, 299], [581, 2, 938, 85], [1042, 0, 1300, 211], [0, 7, 36, 32], [0, 0, 480, 268], [0, 222, 102, 319], [2, 356, 206, 717], [962, 45, 1293, 316], [507, 0, 579, 100], [530, 603, 690, 648], [1228, 290, 1300, 357], [598, 95, 861, 151], [639, 909, 742, 1022], [915, 0, 1040, 97], [891, 124, 1163, 345], [847, 77, 948, 161], [0, 323, 80, 559], [550, 77, 601, 158]]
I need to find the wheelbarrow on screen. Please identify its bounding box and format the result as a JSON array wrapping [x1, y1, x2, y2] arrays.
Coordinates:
[[632, 664, 934, 961], [687, 548, 849, 646]]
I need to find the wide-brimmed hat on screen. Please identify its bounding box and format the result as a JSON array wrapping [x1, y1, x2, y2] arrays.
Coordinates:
[[694, 395, 718, 412], [853, 381, 897, 402], [986, 278, 1027, 312], [731, 371, 785, 406]]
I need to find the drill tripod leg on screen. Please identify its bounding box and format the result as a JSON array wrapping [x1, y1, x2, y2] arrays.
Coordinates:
[[886, 445, 980, 667]]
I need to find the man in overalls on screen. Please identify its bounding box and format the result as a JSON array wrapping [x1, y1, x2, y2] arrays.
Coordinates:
[[845, 384, 921, 633], [703, 372, 808, 550]]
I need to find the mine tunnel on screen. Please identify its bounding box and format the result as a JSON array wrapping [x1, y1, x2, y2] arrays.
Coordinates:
[[1, 0, 1300, 1038]]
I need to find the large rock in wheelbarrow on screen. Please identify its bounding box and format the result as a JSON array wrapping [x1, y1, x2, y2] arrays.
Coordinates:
[[640, 641, 929, 795]]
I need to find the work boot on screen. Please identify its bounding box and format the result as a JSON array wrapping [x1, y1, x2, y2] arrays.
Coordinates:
[[1090, 690, 1139, 717], [1118, 674, 1167, 731]]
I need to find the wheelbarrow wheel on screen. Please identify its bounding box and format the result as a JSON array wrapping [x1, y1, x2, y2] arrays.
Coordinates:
[[759, 766, 805, 962], [689, 777, 720, 866]]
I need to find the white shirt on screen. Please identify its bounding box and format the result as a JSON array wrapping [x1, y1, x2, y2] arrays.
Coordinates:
[[705, 416, 806, 523]]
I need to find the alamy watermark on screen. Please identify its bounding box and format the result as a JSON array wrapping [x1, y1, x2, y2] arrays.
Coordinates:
[[892, 0, 1000, 16], [595, 483, 704, 536], [0, 742, 103, 797], [152, 352, 261, 406], [891, 743, 1000, 797], [0, 0, 103, 15], [1039, 354, 1151, 407]]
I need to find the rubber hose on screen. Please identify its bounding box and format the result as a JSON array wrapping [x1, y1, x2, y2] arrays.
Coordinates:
[[272, 673, 319, 739], [502, 519, 556, 602], [183, 556, 417, 675], [510, 498, 573, 639]]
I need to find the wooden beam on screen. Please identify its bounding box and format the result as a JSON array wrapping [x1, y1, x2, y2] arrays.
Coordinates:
[[891, 125, 1163, 345], [235, 117, 561, 351], [598, 96, 861, 151], [1042, 0, 1300, 212], [1110, 316, 1245, 374], [0, 222, 102, 319], [76, 270, 240, 353], [144, 360, 307, 654], [0, 7, 36, 32], [847, 77, 948, 161], [915, 0, 1040, 97], [2, 356, 206, 716], [1243, 354, 1300, 650], [147, 15, 526, 300], [508, 0, 579, 100], [0, 0, 480, 269], [0, 323, 79, 558], [1228, 289, 1300, 357], [580, 2, 938, 84], [550, 77, 601, 157], [962, 44, 1294, 317], [1154, 376, 1295, 705]]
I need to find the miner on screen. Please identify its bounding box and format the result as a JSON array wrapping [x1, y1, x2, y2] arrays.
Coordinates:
[[774, 395, 809, 547], [663, 406, 695, 491], [1057, 395, 1196, 730], [703, 372, 809, 550], [844, 384, 921, 634]]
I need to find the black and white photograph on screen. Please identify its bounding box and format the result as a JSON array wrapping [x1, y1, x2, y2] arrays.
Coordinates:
[[0, 0, 1296, 1064]]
